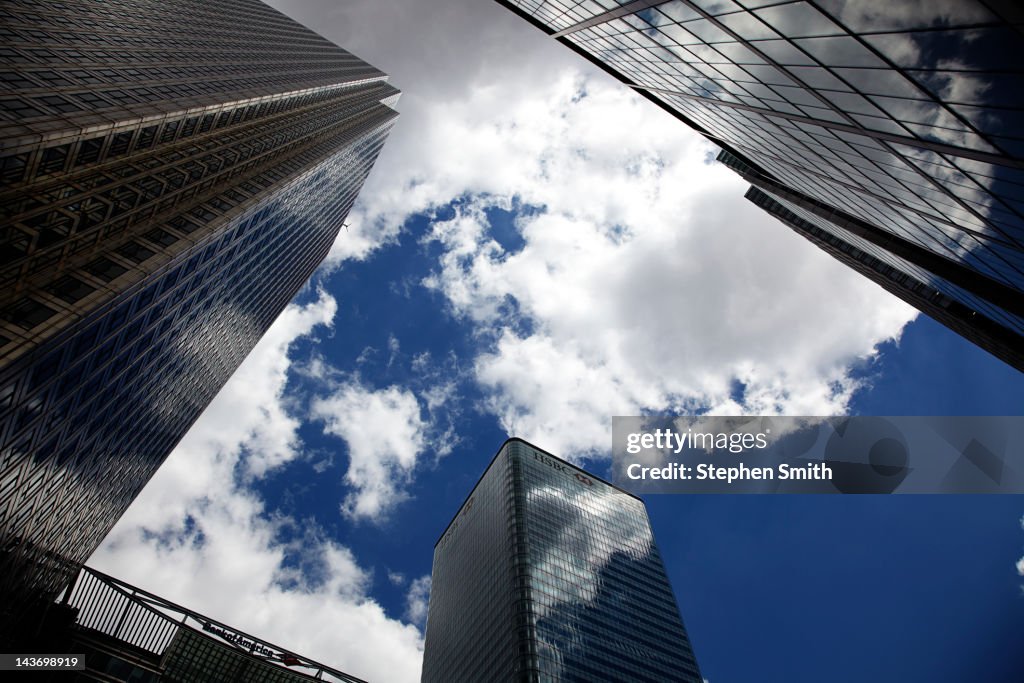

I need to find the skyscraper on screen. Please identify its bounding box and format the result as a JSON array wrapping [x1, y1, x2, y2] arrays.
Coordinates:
[[495, 0, 1024, 371], [0, 0, 398, 635], [421, 438, 702, 682]]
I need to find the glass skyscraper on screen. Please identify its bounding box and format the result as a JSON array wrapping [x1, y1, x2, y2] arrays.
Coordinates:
[[0, 0, 398, 637], [496, 0, 1024, 372], [422, 438, 702, 682]]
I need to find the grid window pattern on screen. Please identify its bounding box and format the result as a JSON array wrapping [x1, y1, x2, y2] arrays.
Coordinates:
[[510, 1, 632, 33], [422, 440, 702, 683], [161, 628, 317, 683], [498, 0, 1024, 371], [0, 0, 398, 636], [744, 185, 1024, 370]]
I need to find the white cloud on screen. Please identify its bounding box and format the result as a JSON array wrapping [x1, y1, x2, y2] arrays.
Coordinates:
[[311, 382, 428, 521], [387, 333, 401, 369], [91, 290, 424, 682], [405, 575, 431, 625], [268, 0, 581, 274], [1018, 548, 1024, 598], [406, 74, 916, 458], [265, 1, 916, 462]]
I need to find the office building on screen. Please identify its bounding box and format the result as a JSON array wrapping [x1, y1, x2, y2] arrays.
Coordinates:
[[496, 0, 1024, 371], [0, 0, 398, 637], [421, 438, 702, 682]]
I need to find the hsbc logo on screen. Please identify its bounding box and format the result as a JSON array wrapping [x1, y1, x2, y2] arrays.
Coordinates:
[[439, 495, 475, 548], [531, 451, 596, 488]]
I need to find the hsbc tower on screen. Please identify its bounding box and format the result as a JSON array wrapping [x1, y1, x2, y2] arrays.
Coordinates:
[[421, 438, 702, 682]]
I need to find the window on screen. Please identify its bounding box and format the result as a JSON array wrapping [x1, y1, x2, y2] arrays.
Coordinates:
[[115, 241, 154, 263], [143, 228, 177, 247], [84, 256, 128, 282], [74, 136, 104, 167], [49, 275, 95, 303], [4, 298, 57, 329]]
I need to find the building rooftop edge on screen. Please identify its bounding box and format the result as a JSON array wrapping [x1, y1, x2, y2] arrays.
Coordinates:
[[432, 437, 643, 549]]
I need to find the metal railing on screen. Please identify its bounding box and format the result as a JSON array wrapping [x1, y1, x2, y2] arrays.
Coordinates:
[[58, 565, 368, 683]]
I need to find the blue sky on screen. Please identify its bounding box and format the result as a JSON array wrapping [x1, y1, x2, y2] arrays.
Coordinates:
[[90, 1, 1024, 681]]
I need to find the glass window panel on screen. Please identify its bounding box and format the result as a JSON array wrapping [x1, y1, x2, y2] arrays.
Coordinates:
[[889, 141, 952, 166], [864, 28, 1019, 71], [742, 63, 798, 86], [656, 23, 701, 45], [771, 84, 823, 107], [901, 123, 1000, 153], [669, 58, 705, 78], [784, 65, 853, 91], [849, 114, 911, 135], [635, 7, 673, 28], [950, 104, 1024, 140], [680, 18, 734, 43], [84, 257, 128, 282], [909, 71, 1024, 108], [656, 1, 701, 23], [713, 41, 767, 64], [798, 105, 850, 123], [831, 68, 928, 99], [868, 96, 968, 129], [5, 298, 56, 329], [116, 241, 155, 263], [711, 62, 757, 81], [690, 0, 743, 15], [681, 43, 723, 63], [692, 62, 727, 80], [714, 11, 779, 40], [814, 0, 996, 32], [739, 81, 781, 99], [716, 79, 756, 97], [649, 44, 683, 62], [621, 14, 650, 32], [754, 2, 845, 38], [605, 18, 632, 35], [749, 38, 816, 65], [765, 99, 803, 115], [634, 32, 666, 51], [793, 35, 886, 67]]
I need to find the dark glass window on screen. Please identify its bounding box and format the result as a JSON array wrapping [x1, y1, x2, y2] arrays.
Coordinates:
[[4, 298, 57, 329], [84, 257, 128, 282], [136, 125, 157, 149], [0, 152, 30, 184], [159, 120, 180, 143], [38, 144, 70, 175], [115, 241, 155, 263], [144, 228, 178, 247], [74, 137, 105, 167], [108, 130, 133, 156], [49, 275, 96, 303]]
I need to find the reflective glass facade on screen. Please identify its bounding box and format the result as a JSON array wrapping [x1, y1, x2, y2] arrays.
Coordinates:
[[0, 0, 398, 636], [497, 0, 1024, 371], [422, 439, 701, 682]]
